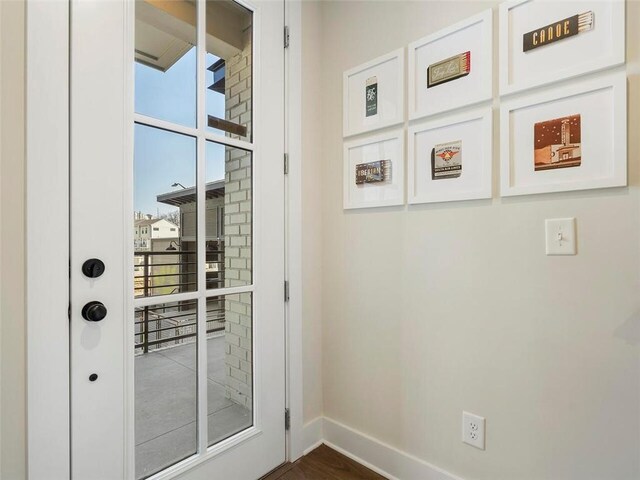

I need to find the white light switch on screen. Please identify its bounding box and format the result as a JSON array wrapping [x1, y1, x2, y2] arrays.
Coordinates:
[[545, 218, 577, 255]]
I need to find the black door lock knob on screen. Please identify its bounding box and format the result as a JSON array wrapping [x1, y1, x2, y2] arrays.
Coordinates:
[[82, 258, 105, 278], [82, 301, 107, 322]]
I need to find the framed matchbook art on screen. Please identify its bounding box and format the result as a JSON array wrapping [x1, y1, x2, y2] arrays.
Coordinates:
[[500, 71, 626, 197], [499, 0, 625, 95], [343, 129, 404, 209], [408, 107, 492, 204], [343, 49, 404, 137], [408, 9, 492, 120]]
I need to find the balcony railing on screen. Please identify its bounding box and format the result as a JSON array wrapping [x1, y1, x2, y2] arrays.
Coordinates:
[[134, 242, 226, 354], [134, 298, 225, 354], [134, 244, 224, 298]]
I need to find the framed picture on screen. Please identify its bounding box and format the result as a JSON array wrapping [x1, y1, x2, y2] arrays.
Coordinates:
[[408, 107, 492, 204], [499, 0, 625, 96], [343, 48, 404, 137], [500, 71, 626, 197], [408, 9, 492, 120], [343, 129, 404, 209]]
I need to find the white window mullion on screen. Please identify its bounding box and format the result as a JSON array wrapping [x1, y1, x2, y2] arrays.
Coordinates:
[[203, 130, 255, 152], [196, 0, 208, 455], [133, 113, 256, 153], [133, 290, 200, 309], [205, 284, 254, 298], [133, 113, 199, 139]]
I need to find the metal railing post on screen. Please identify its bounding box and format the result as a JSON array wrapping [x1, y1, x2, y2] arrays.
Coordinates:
[[143, 305, 150, 354], [143, 252, 149, 297]]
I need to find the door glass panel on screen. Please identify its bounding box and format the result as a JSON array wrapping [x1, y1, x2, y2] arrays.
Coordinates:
[[205, 0, 253, 142], [135, 300, 198, 479], [134, 124, 197, 298], [134, 0, 258, 475], [207, 293, 253, 446], [135, 0, 197, 127], [206, 141, 252, 288]]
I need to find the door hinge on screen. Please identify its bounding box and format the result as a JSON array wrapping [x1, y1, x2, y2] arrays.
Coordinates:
[[284, 280, 290, 302], [284, 25, 290, 49], [284, 153, 289, 175], [285, 408, 291, 430]]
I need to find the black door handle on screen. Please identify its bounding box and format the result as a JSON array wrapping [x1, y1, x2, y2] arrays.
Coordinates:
[[82, 258, 105, 278], [82, 301, 107, 322]]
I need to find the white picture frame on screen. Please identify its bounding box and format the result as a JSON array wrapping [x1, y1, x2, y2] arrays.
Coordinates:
[[499, 0, 625, 96], [500, 70, 627, 197], [408, 107, 492, 204], [343, 128, 405, 209], [408, 9, 492, 121], [343, 48, 404, 137]]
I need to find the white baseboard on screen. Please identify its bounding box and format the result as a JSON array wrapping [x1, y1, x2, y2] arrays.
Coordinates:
[[319, 417, 464, 480], [301, 416, 324, 455]]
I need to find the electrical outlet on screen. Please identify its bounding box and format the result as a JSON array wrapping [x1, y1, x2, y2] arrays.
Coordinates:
[[462, 411, 485, 450]]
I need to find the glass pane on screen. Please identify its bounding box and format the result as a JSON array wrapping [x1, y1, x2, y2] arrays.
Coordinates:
[[135, 300, 198, 479], [134, 124, 197, 298], [207, 293, 253, 446], [205, 0, 253, 142], [206, 141, 252, 288], [135, 0, 197, 127]]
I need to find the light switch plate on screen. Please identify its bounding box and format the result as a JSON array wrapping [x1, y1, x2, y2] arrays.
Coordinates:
[[545, 218, 577, 255]]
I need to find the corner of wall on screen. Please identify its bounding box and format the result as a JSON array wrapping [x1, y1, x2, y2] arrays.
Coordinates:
[[0, 0, 27, 478], [300, 0, 325, 426]]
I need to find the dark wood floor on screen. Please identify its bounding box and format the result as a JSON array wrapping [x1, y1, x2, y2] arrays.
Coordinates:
[[261, 445, 385, 480]]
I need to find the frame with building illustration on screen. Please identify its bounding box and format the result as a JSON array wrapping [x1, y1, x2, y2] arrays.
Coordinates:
[[500, 71, 627, 196], [343, 48, 404, 137], [408, 9, 492, 120], [499, 0, 625, 95]]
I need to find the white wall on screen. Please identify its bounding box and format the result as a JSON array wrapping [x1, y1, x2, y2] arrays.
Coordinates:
[[0, 0, 26, 478], [312, 1, 640, 479], [301, 0, 324, 426]]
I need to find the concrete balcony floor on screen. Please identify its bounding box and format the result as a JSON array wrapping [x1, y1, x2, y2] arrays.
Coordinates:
[[136, 336, 252, 479]]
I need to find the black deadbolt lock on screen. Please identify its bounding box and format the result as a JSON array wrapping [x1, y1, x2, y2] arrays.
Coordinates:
[[82, 258, 105, 278], [82, 301, 107, 322]]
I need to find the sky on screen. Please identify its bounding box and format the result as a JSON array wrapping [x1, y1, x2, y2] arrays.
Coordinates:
[[134, 48, 227, 216]]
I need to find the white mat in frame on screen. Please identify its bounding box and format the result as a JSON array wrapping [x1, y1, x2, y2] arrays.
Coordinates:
[[343, 48, 404, 138], [499, 0, 625, 96], [408, 107, 493, 204], [500, 70, 627, 197], [408, 9, 492, 120], [343, 128, 405, 210]]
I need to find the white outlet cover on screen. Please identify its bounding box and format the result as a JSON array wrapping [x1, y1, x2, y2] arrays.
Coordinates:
[[545, 218, 577, 255], [462, 411, 485, 450]]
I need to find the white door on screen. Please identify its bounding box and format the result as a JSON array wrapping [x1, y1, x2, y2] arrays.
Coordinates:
[[70, 1, 285, 478]]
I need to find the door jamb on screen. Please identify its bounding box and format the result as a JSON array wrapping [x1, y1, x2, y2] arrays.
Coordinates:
[[284, 0, 305, 463], [25, 0, 305, 476], [25, 1, 70, 478]]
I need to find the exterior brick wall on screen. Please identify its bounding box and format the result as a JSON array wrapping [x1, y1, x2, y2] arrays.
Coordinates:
[[223, 29, 253, 409]]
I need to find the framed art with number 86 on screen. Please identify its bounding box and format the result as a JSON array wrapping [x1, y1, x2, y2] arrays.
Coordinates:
[[343, 49, 404, 137]]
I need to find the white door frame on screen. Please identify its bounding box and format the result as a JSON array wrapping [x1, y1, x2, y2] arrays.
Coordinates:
[[25, 0, 305, 477]]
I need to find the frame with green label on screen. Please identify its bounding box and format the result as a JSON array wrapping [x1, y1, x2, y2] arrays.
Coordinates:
[[343, 48, 404, 138]]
